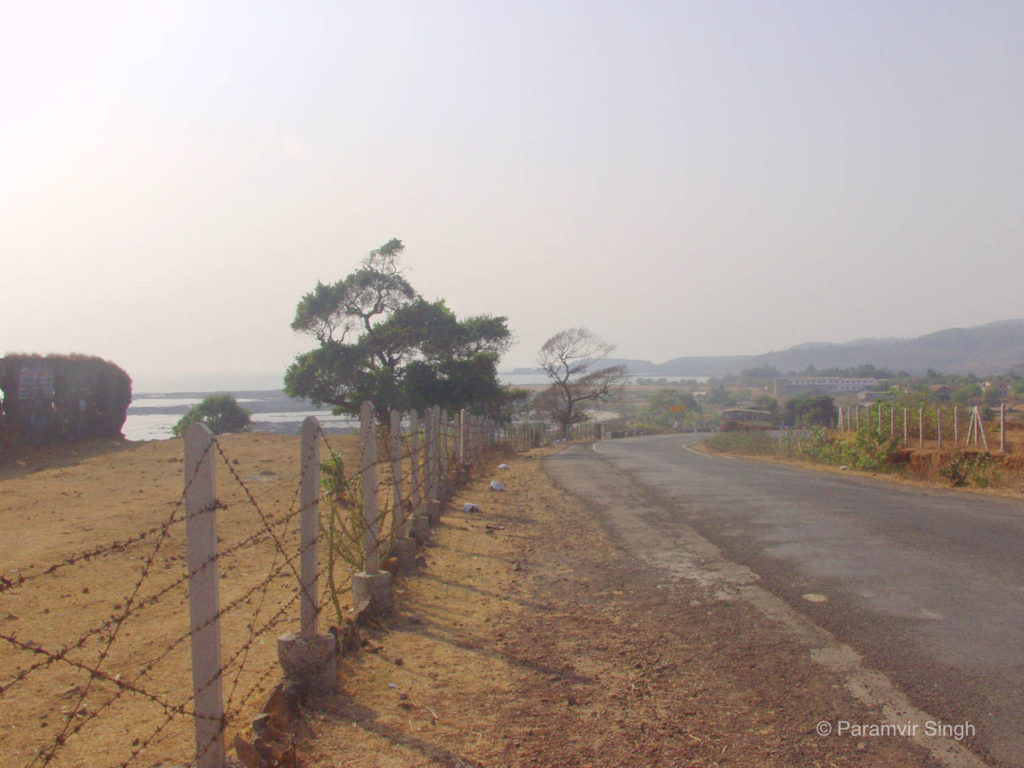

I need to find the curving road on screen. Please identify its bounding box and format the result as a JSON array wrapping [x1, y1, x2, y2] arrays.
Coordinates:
[[547, 434, 1024, 768]]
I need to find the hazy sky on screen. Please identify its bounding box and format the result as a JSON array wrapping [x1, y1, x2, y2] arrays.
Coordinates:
[[3, 1, 1023, 392]]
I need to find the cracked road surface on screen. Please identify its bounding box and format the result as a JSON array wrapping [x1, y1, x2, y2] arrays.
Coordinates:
[[545, 435, 1024, 768]]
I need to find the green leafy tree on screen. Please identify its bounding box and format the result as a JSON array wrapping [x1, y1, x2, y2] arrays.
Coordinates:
[[783, 394, 835, 427], [704, 381, 737, 406], [173, 394, 251, 437], [638, 389, 701, 430], [285, 239, 515, 421]]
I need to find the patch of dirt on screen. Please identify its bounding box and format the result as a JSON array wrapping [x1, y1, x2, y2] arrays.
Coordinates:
[[299, 447, 944, 768]]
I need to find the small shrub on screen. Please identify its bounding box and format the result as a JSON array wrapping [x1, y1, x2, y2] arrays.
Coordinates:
[[172, 394, 251, 437], [319, 455, 392, 626], [940, 451, 1000, 488]]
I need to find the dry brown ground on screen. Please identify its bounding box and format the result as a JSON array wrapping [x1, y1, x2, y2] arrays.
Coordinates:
[[297, 448, 943, 768], [2, 436, 947, 768], [0, 433, 359, 768]]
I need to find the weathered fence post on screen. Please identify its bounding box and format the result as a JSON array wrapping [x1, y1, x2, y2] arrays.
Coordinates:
[[438, 408, 453, 501], [299, 416, 319, 639], [408, 410, 429, 543], [390, 410, 416, 572], [919, 408, 924, 448], [425, 406, 442, 524], [409, 410, 421, 513], [277, 417, 337, 697], [903, 408, 908, 446], [362, 402, 379, 575], [352, 402, 393, 613], [954, 406, 959, 447], [184, 423, 225, 768], [937, 407, 943, 450], [459, 408, 466, 469], [390, 410, 405, 537], [1001, 403, 1006, 452], [438, 409, 447, 477]]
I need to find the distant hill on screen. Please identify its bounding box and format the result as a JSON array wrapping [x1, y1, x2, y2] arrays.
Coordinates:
[[559, 320, 1024, 378]]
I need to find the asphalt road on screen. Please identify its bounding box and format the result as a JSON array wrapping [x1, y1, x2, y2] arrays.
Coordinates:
[[548, 434, 1024, 768]]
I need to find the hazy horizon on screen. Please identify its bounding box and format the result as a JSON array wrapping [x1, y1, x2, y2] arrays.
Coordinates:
[[5, 2, 1024, 391]]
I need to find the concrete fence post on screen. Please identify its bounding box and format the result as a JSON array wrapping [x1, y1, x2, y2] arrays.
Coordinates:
[[937, 407, 943, 450], [184, 423, 225, 768], [299, 416, 320, 639], [408, 410, 429, 544], [954, 406, 959, 447], [360, 402, 379, 576], [277, 416, 337, 697], [424, 406, 442, 524], [903, 408, 908, 446], [919, 408, 924, 448], [459, 408, 466, 469], [409, 410, 421, 513], [390, 410, 405, 537], [439, 408, 448, 477], [1001, 403, 1006, 453], [352, 402, 393, 613], [390, 410, 415, 571]]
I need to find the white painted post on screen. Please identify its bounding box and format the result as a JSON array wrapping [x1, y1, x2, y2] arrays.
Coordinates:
[[299, 417, 320, 640], [360, 402, 380, 576], [390, 410, 406, 538], [184, 423, 225, 768]]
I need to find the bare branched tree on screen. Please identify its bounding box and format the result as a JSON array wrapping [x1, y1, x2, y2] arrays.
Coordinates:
[[536, 328, 626, 438]]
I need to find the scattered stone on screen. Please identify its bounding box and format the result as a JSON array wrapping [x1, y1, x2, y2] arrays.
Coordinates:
[[498, 463, 510, 470], [490, 481, 506, 491], [462, 502, 483, 513]]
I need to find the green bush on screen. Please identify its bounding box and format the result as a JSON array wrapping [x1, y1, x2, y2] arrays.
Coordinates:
[[172, 394, 251, 437], [798, 425, 901, 472], [940, 452, 1000, 488]]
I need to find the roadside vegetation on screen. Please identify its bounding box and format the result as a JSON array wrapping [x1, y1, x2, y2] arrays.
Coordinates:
[[172, 393, 251, 436], [615, 364, 1024, 493]]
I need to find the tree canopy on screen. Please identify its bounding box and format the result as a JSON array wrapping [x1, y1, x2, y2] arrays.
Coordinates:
[[285, 239, 517, 420], [783, 394, 835, 428]]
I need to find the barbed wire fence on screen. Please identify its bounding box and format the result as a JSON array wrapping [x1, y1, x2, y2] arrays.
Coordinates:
[[1, 400, 564, 768]]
